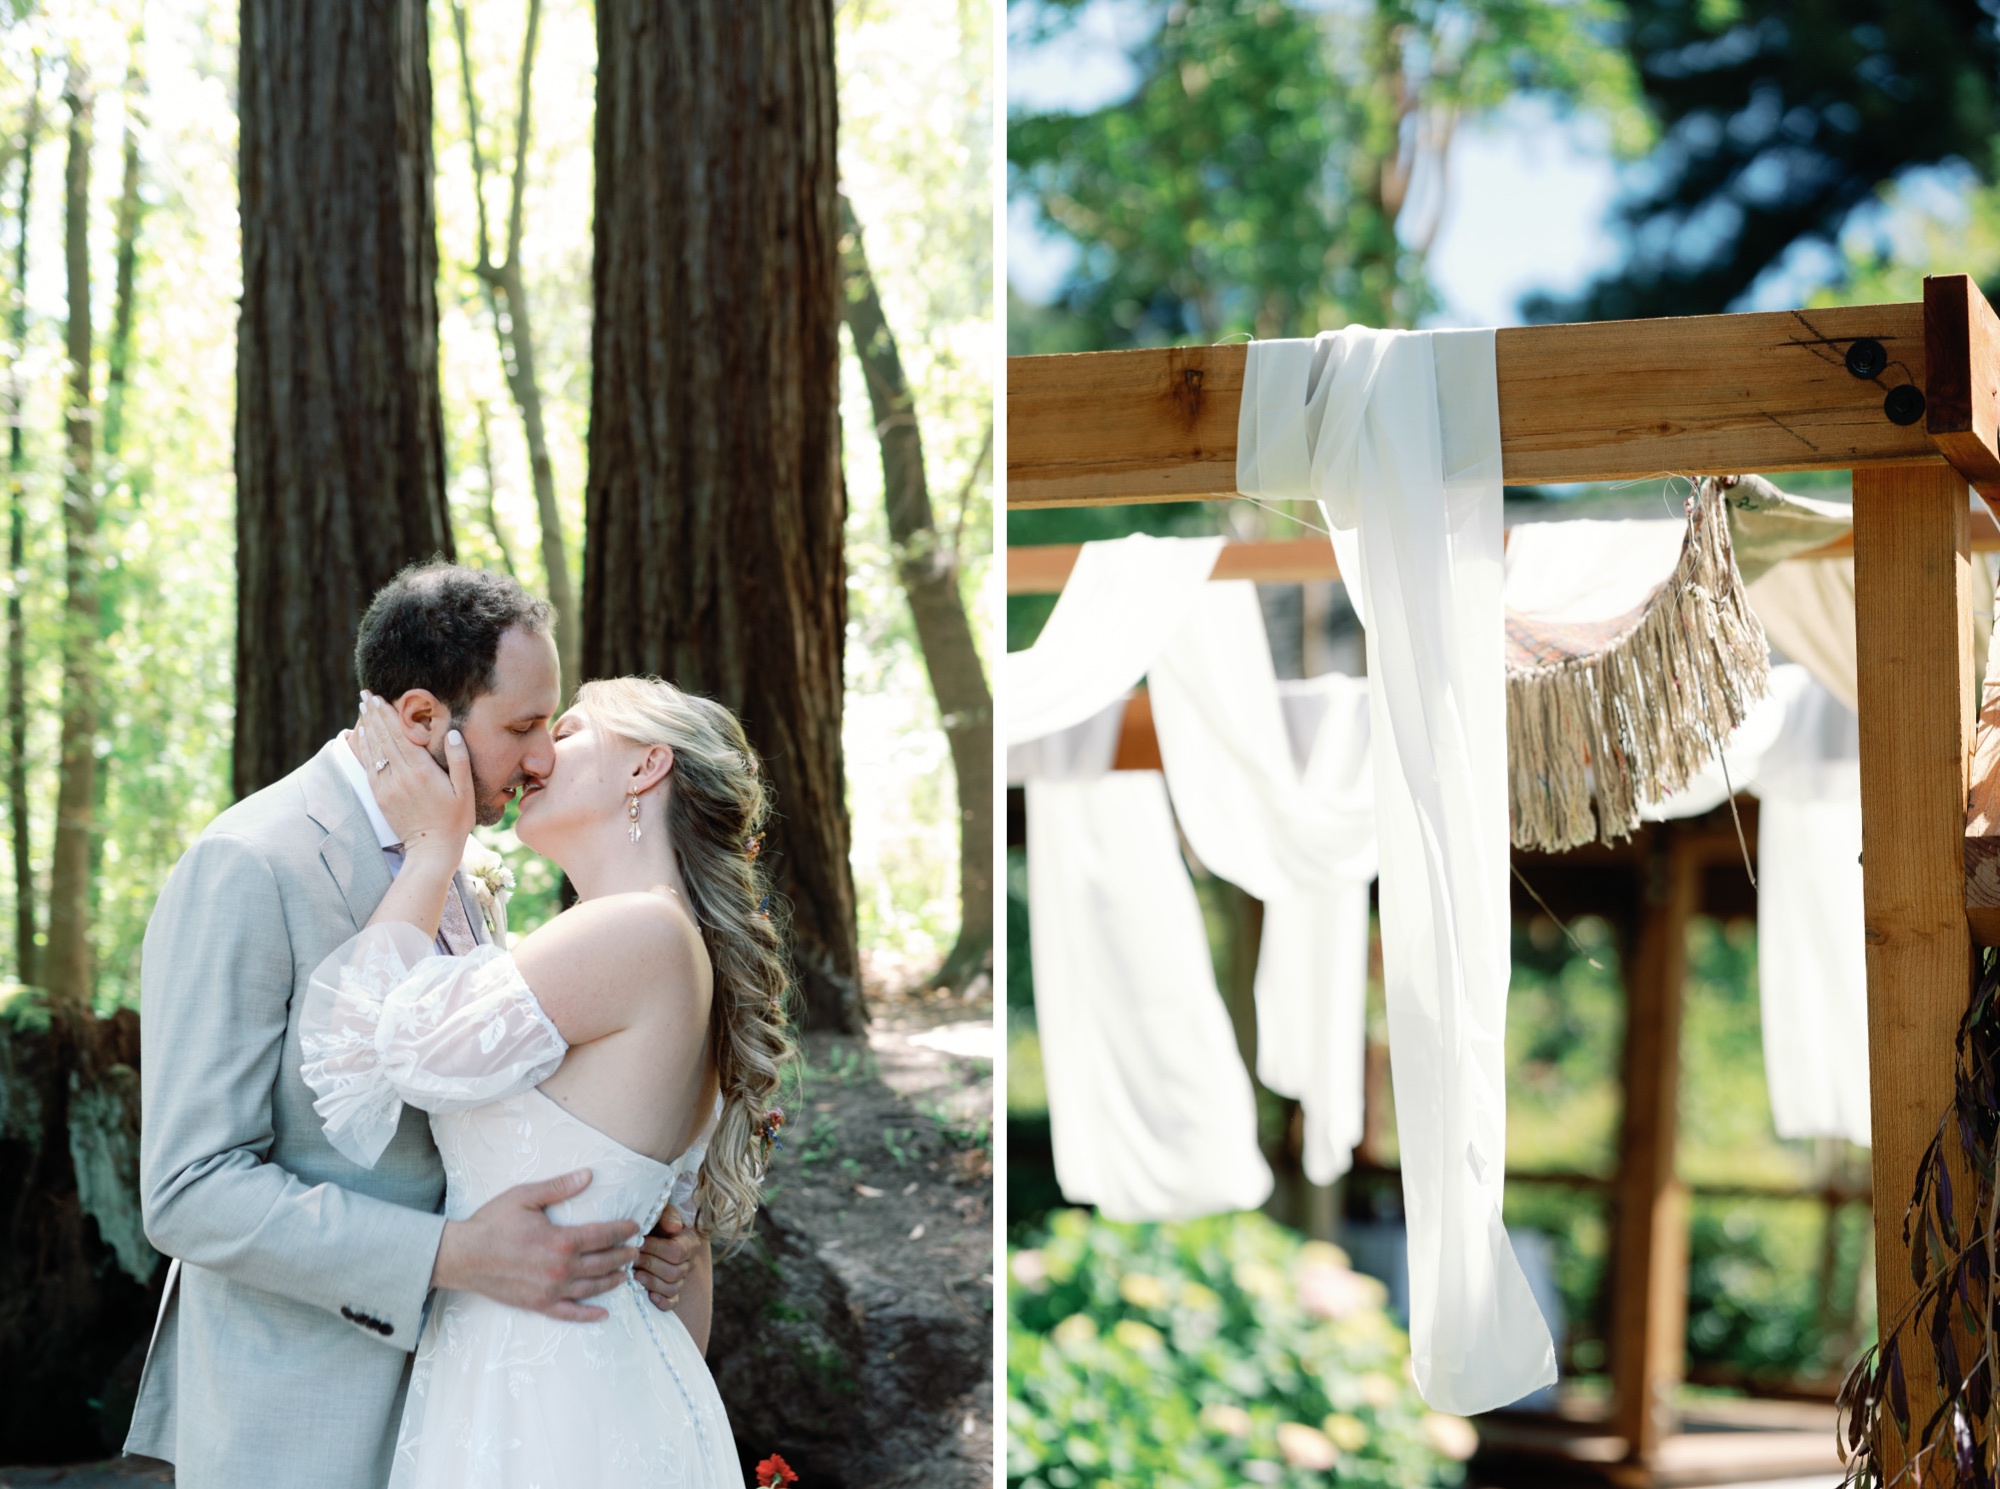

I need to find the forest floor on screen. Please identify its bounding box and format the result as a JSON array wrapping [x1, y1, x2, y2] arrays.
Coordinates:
[[774, 951, 995, 1485]]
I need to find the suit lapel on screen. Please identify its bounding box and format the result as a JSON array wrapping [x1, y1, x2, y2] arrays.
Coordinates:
[[452, 870, 492, 948], [303, 741, 392, 933]]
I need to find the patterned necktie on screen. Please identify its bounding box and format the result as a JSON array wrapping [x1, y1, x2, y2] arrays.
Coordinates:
[[381, 845, 478, 956]]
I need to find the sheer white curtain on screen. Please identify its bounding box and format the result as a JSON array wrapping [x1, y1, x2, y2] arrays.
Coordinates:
[[1025, 774, 1274, 1220], [1009, 535, 1272, 1220], [1005, 534, 1224, 745], [1749, 665, 1871, 1145], [1239, 327, 1557, 1415], [1147, 582, 1377, 1184]]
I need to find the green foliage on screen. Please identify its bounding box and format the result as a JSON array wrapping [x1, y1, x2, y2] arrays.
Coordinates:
[[837, 0, 994, 973], [1010, 0, 1646, 347], [0, 0, 989, 1003], [1685, 1197, 1869, 1380], [1545, 0, 2000, 321], [1008, 1209, 1468, 1489]]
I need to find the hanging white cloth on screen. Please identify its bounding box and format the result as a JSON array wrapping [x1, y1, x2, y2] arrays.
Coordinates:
[[1005, 534, 1225, 744], [1259, 674, 1376, 1184], [1502, 517, 1688, 625], [1749, 665, 1871, 1145], [1005, 694, 1127, 786], [1238, 328, 1557, 1415], [1024, 772, 1274, 1221], [1145, 580, 1377, 1185], [1749, 558, 1859, 713]]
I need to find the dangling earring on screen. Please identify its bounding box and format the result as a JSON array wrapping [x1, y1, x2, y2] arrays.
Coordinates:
[[627, 792, 642, 843]]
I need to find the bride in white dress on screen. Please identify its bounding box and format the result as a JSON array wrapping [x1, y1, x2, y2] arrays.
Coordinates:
[[297, 677, 795, 1488]]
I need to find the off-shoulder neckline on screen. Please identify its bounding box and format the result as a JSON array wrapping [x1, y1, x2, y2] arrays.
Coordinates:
[[525, 1085, 702, 1173]]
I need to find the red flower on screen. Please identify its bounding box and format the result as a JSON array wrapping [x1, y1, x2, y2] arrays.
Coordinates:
[[755, 1454, 798, 1487]]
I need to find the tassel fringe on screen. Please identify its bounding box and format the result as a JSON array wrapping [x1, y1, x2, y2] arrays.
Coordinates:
[[1506, 477, 1771, 852]]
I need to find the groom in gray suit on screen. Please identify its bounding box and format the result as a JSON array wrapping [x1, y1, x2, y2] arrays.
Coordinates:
[[124, 563, 696, 1487]]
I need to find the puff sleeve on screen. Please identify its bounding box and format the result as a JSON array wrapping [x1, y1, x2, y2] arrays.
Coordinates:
[[300, 922, 569, 1168]]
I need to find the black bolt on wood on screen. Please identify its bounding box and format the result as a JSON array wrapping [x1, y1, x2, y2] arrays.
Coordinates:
[[1846, 338, 1889, 379]]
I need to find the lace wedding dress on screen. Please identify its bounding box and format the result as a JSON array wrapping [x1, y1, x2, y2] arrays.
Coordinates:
[[299, 922, 739, 1488]]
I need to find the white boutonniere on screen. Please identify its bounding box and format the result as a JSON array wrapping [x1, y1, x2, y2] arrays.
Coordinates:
[[460, 838, 515, 944]]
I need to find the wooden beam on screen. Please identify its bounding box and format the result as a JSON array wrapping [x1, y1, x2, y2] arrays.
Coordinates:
[[1607, 823, 1697, 1471], [1852, 463, 1976, 1480], [1923, 273, 2000, 509], [1006, 536, 1340, 594], [1007, 527, 2000, 597], [1010, 303, 1944, 508], [1110, 689, 1162, 772]]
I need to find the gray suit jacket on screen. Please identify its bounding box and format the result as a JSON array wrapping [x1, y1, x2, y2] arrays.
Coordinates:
[[125, 739, 492, 1488]]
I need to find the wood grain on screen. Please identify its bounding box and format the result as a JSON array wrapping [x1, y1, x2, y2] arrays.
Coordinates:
[[1607, 826, 1697, 1469], [1009, 303, 1944, 508], [1852, 463, 1976, 1478], [1010, 522, 2000, 598], [1110, 690, 1162, 772], [1923, 273, 2000, 505]]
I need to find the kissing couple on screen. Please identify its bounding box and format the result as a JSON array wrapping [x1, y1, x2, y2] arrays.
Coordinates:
[[122, 561, 793, 1487]]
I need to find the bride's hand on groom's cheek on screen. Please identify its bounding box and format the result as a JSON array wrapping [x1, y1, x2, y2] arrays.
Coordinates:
[[357, 691, 475, 855]]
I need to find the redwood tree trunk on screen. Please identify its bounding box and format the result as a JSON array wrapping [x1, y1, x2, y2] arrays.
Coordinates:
[[838, 196, 993, 991], [7, 72, 38, 989], [44, 67, 96, 1022], [234, 0, 452, 798], [585, 0, 859, 1031]]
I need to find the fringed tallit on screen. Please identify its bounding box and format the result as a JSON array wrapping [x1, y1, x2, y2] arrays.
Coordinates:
[[1507, 477, 1771, 851]]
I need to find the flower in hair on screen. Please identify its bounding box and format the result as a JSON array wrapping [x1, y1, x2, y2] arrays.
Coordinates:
[[757, 893, 772, 920], [744, 832, 764, 861], [758, 1108, 786, 1156], [756, 1454, 798, 1487]]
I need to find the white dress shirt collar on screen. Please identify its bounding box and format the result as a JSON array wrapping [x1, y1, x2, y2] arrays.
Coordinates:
[[330, 732, 401, 851]]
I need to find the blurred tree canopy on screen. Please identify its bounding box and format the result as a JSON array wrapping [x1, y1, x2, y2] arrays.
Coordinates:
[[1009, 0, 1647, 346], [1542, 0, 2000, 320]]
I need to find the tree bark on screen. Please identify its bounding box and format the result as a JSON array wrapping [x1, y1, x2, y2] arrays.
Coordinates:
[[7, 67, 38, 989], [44, 63, 95, 1021], [234, 0, 451, 798], [473, 394, 517, 578], [102, 39, 142, 462], [586, 0, 859, 1032], [838, 196, 993, 989], [450, 0, 577, 694]]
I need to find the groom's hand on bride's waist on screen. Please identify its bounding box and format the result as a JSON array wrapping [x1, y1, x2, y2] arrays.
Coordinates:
[[430, 1168, 643, 1322]]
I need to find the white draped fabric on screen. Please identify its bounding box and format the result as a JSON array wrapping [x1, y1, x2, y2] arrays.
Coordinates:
[[1750, 666, 1871, 1145], [1005, 694, 1127, 786], [1146, 582, 1377, 1185], [1025, 773, 1274, 1220], [1502, 513, 1873, 1143], [1255, 675, 1376, 1184], [1005, 535, 1225, 744], [1501, 517, 1687, 625], [1239, 328, 1557, 1415], [1749, 558, 1859, 712], [1008, 534, 1272, 1221]]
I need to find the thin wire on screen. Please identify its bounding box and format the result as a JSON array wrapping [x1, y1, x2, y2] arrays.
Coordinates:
[[1230, 493, 1335, 539], [1718, 747, 1757, 888], [1510, 862, 1606, 971]]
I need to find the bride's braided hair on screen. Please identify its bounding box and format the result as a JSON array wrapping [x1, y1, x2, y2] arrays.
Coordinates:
[[569, 676, 796, 1241]]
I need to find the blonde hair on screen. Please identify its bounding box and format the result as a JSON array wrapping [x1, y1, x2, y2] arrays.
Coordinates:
[[569, 675, 796, 1241]]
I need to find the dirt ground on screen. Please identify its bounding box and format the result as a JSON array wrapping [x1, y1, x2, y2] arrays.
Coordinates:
[[0, 957, 997, 1489]]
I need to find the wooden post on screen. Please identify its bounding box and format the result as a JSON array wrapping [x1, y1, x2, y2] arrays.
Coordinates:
[[1853, 463, 1976, 1478], [1608, 822, 1697, 1470]]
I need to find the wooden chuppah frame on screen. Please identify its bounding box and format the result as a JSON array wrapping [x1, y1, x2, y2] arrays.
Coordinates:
[[1006, 275, 2000, 1483]]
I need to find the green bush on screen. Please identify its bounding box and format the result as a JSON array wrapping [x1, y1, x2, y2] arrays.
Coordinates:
[[1009, 1209, 1470, 1488]]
